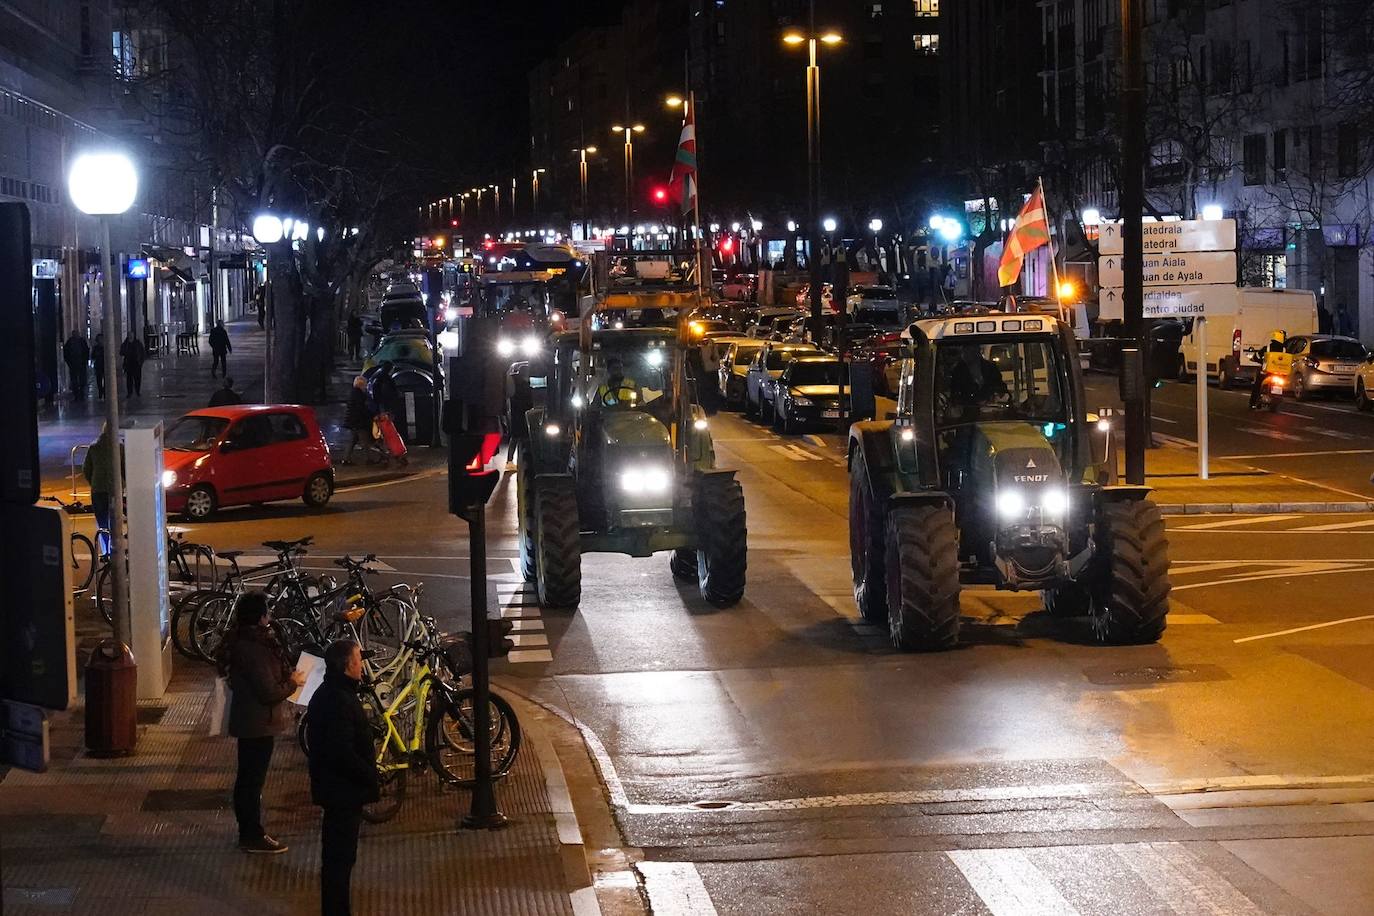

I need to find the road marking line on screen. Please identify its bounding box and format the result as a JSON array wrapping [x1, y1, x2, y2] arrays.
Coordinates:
[[1114, 842, 1266, 916], [510, 633, 548, 647], [1314, 428, 1361, 439], [1175, 562, 1374, 593], [1153, 432, 1197, 449], [637, 862, 719, 916], [1235, 614, 1374, 643], [1144, 773, 1374, 794], [1298, 517, 1374, 531], [509, 618, 544, 631], [500, 605, 542, 619], [1152, 414, 1179, 424], [804, 434, 828, 448], [1172, 514, 1300, 531], [1219, 447, 1374, 459], [508, 648, 553, 663], [766, 443, 824, 461], [947, 849, 1082, 916], [1236, 426, 1306, 441], [622, 782, 1141, 815]]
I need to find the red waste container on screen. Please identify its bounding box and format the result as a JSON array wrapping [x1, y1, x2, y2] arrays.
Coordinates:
[[85, 639, 137, 756]]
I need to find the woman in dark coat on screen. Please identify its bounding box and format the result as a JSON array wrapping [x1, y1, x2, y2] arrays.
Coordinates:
[[217, 592, 303, 854]]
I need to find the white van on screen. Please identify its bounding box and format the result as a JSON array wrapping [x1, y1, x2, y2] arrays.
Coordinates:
[[1179, 288, 1317, 386]]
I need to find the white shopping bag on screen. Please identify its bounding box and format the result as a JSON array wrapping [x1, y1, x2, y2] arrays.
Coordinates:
[[289, 651, 326, 707], [208, 676, 232, 737]]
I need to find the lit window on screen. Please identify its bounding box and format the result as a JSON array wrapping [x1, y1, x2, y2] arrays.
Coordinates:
[[871, 3, 884, 17], [913, 0, 939, 16], [914, 33, 939, 53]]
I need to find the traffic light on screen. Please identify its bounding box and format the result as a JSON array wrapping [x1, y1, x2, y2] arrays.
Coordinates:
[[651, 186, 668, 205], [718, 236, 734, 254], [447, 430, 501, 511], [450, 218, 459, 228]]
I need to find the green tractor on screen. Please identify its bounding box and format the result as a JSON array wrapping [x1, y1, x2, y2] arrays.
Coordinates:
[[848, 313, 1171, 651], [516, 312, 747, 609]]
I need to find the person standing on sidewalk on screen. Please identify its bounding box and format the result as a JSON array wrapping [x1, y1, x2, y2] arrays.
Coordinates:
[[307, 639, 379, 916], [346, 312, 363, 361], [82, 422, 115, 555], [120, 332, 146, 397], [63, 331, 90, 401], [208, 377, 241, 407], [91, 337, 106, 399], [209, 320, 232, 378], [217, 592, 303, 855]]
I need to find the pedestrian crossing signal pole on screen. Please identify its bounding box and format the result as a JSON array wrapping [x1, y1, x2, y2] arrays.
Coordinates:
[[445, 318, 508, 830], [1120, 0, 1148, 485]]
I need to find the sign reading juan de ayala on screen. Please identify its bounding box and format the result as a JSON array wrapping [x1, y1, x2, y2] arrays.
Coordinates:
[[1098, 217, 1238, 320]]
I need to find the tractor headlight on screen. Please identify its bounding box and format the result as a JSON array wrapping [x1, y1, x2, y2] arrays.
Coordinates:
[[520, 336, 541, 356], [620, 465, 671, 494], [646, 349, 664, 367], [1041, 488, 1068, 518], [161, 470, 178, 488], [996, 489, 1025, 519], [496, 338, 516, 357]]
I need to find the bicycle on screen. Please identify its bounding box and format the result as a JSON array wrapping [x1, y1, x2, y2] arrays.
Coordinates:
[[296, 616, 521, 823], [184, 537, 320, 661], [96, 528, 220, 628], [40, 495, 100, 594]]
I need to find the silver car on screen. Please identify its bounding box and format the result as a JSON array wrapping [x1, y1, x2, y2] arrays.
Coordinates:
[[1285, 334, 1367, 400]]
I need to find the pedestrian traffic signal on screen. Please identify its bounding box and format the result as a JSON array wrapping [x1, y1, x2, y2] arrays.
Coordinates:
[[447, 431, 501, 512]]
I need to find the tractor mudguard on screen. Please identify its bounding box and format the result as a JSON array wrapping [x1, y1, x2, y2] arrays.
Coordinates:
[[693, 467, 738, 482], [1096, 484, 1153, 503], [848, 420, 898, 500], [887, 490, 955, 511]]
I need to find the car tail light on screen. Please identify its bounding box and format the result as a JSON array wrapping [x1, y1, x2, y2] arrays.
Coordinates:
[[1305, 356, 1320, 368], [1232, 328, 1242, 354]]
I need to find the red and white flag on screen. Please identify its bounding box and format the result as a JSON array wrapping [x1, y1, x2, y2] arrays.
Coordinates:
[[997, 186, 1051, 288], [668, 104, 698, 215]]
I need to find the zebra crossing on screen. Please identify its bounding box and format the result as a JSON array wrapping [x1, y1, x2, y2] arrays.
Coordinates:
[[495, 572, 553, 664]]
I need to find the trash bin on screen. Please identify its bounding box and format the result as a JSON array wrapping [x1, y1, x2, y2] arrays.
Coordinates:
[[84, 638, 137, 756]]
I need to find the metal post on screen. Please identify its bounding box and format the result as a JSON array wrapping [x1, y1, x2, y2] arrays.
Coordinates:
[[99, 219, 131, 649], [806, 37, 823, 338], [1195, 317, 1208, 479], [579, 153, 589, 237], [1120, 0, 1147, 484], [625, 134, 635, 227], [460, 503, 506, 829], [263, 248, 275, 404]]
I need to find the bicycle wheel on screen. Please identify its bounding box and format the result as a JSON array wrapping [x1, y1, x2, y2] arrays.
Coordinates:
[[190, 593, 236, 662], [426, 686, 522, 787], [171, 589, 214, 661], [70, 532, 97, 593], [94, 563, 114, 626], [361, 766, 407, 824], [296, 708, 311, 757], [171, 543, 218, 590]]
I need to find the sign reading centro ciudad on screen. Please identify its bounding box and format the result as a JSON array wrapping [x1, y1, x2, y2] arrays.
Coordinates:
[[1097, 217, 1238, 320]]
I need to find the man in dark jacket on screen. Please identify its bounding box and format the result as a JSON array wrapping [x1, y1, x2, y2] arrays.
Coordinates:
[[208, 377, 241, 407], [209, 319, 232, 378], [120, 332, 146, 397], [63, 331, 89, 401], [346, 312, 364, 360], [307, 639, 379, 916]]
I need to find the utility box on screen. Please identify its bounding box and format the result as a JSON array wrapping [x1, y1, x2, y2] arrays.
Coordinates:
[[124, 425, 173, 699]]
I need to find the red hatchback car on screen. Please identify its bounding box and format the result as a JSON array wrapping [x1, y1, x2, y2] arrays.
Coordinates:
[[162, 405, 334, 520]]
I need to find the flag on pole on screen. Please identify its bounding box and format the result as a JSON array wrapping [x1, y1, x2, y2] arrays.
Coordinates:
[[668, 104, 698, 216], [997, 185, 1051, 288]]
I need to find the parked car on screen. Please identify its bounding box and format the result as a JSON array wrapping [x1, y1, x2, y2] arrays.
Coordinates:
[[719, 340, 766, 409], [1284, 334, 1367, 399], [745, 341, 818, 419], [162, 405, 334, 521], [771, 355, 844, 433], [748, 307, 805, 338], [795, 282, 836, 312]]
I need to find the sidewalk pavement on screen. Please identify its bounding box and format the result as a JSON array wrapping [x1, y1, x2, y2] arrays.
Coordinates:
[[1125, 445, 1374, 513], [0, 660, 615, 916], [41, 318, 438, 507]]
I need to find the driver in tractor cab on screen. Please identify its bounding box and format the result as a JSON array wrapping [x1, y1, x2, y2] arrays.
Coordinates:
[[948, 344, 1009, 417], [1249, 330, 1288, 409], [595, 356, 641, 408]]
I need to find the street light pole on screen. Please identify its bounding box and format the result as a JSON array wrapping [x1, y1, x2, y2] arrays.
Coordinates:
[[532, 168, 545, 222], [805, 35, 822, 336], [97, 217, 130, 646], [1120, 0, 1147, 484]]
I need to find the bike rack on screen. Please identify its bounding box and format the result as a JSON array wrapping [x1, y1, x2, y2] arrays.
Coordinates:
[[69, 443, 90, 500]]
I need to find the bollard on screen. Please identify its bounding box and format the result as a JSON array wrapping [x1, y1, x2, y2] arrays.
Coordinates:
[[84, 638, 137, 756]]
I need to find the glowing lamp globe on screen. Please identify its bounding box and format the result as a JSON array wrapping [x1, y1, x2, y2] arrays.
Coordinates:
[[68, 152, 138, 215]]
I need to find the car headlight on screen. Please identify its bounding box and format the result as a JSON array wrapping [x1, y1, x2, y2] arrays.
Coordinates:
[[161, 470, 178, 488], [620, 466, 671, 494], [996, 489, 1025, 519], [793, 395, 813, 406], [437, 329, 459, 351], [521, 336, 541, 356], [1042, 488, 1068, 518], [444, 307, 458, 322], [496, 338, 516, 357]]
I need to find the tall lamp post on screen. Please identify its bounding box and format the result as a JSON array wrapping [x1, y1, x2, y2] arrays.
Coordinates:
[[574, 147, 597, 239], [490, 184, 501, 227], [251, 214, 285, 403], [783, 24, 842, 337], [67, 152, 138, 656], [610, 123, 645, 225], [531, 168, 546, 222]]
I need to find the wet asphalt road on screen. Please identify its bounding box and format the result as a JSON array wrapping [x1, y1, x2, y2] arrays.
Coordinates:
[[153, 408, 1374, 915]]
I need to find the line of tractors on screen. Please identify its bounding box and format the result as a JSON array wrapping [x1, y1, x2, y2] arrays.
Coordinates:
[[456, 249, 1171, 651]]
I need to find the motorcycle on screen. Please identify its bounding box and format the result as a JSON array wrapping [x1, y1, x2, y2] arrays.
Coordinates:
[[1247, 347, 1289, 412]]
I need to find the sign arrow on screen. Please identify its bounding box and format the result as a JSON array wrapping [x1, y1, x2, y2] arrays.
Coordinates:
[[1105, 257, 1116, 270], [1106, 290, 1117, 302]]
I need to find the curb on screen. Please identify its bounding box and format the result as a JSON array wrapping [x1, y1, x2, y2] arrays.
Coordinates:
[[1160, 501, 1374, 514]]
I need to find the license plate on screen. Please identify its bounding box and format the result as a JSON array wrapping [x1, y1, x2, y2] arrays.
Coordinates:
[[822, 410, 840, 418], [1336, 364, 1357, 373]]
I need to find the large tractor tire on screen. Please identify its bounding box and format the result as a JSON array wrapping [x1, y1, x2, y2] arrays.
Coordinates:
[[848, 457, 887, 623], [1042, 582, 1092, 617], [883, 503, 961, 651], [516, 453, 538, 582], [1088, 499, 1171, 644], [534, 476, 581, 608], [669, 548, 699, 582], [694, 475, 747, 606]]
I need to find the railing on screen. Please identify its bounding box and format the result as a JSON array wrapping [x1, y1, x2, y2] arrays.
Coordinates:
[[69, 443, 90, 499]]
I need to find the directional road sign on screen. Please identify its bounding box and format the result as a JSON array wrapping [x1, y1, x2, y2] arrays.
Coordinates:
[[1098, 250, 1236, 288], [1098, 285, 1239, 321], [1098, 218, 1236, 255]]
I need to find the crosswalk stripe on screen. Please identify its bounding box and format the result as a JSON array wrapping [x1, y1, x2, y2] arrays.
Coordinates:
[[766, 443, 824, 461], [508, 648, 553, 663], [1297, 517, 1374, 532], [1113, 842, 1267, 915], [1236, 426, 1306, 441], [1172, 514, 1301, 531], [638, 862, 719, 916], [947, 849, 1082, 916], [510, 633, 548, 647], [509, 618, 543, 631]]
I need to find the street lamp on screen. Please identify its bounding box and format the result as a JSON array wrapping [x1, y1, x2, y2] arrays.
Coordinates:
[[782, 19, 843, 335], [611, 123, 646, 223], [67, 151, 138, 686], [868, 218, 883, 233], [1201, 203, 1224, 221], [823, 217, 838, 234], [490, 184, 501, 225], [251, 213, 286, 407], [665, 94, 684, 109], [574, 147, 597, 239], [531, 168, 546, 221]]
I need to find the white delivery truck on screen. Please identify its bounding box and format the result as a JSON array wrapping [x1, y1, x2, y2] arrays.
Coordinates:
[[1179, 287, 1318, 387]]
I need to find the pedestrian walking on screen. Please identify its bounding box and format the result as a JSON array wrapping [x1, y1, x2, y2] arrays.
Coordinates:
[[340, 376, 380, 465], [216, 591, 303, 855], [81, 422, 116, 555], [367, 364, 408, 468], [306, 639, 379, 916], [253, 286, 266, 330], [1336, 303, 1355, 338], [208, 377, 241, 407], [63, 330, 90, 401], [1318, 301, 1333, 335], [346, 312, 363, 361], [120, 332, 146, 397], [91, 337, 105, 399], [209, 319, 232, 378]]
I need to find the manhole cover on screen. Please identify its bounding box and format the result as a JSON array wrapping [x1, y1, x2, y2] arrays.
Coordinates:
[[689, 800, 736, 810], [1083, 663, 1230, 686]]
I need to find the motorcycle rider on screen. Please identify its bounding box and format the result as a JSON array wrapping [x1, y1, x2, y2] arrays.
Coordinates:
[[1249, 330, 1289, 409]]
